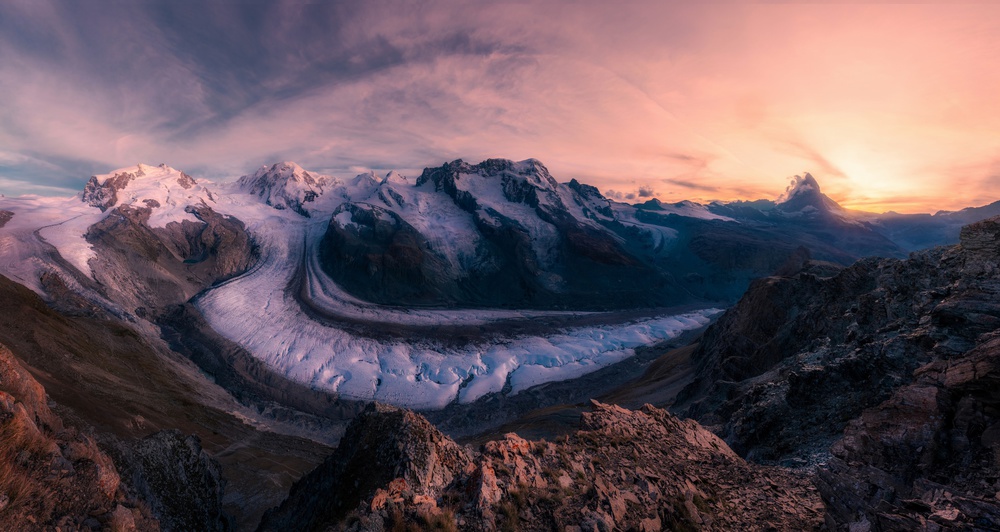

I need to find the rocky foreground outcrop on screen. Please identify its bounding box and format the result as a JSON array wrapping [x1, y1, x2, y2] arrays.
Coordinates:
[[0, 343, 160, 531], [818, 334, 1000, 530], [676, 215, 1000, 464], [260, 401, 824, 531], [674, 215, 1000, 529]]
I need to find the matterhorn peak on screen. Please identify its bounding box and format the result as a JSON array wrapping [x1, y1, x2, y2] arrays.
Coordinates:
[[773, 172, 844, 216], [777, 173, 821, 204]]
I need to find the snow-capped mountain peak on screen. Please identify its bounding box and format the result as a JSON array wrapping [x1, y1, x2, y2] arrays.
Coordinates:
[[381, 170, 409, 186], [238, 161, 329, 217], [775, 172, 843, 215], [81, 163, 215, 226], [351, 171, 380, 188], [777, 173, 821, 203]]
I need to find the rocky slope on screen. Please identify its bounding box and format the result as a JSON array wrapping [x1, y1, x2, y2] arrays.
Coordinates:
[[259, 401, 824, 531], [0, 342, 161, 531], [0, 273, 334, 530], [672, 215, 1000, 528], [818, 333, 1000, 530], [85, 201, 256, 314]]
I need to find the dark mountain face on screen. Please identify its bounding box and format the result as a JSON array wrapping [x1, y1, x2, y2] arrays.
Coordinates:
[[672, 215, 1000, 528], [869, 200, 1000, 251], [318, 159, 685, 310], [85, 202, 256, 314], [318, 161, 911, 310]]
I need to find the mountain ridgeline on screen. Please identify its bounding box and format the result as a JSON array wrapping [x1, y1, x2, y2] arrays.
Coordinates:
[[3, 157, 1000, 530], [313, 160, 938, 310], [319, 159, 683, 309], [44, 158, 995, 315]]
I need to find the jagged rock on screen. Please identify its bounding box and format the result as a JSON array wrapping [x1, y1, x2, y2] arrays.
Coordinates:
[[0, 209, 13, 228], [111, 430, 229, 532], [82, 170, 141, 211], [676, 216, 1000, 464], [261, 401, 823, 531], [669, 215, 1000, 527], [257, 403, 472, 531], [109, 504, 137, 532], [817, 333, 1000, 530], [0, 343, 159, 531]]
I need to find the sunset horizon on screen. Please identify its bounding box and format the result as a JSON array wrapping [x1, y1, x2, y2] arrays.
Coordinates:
[[2, 1, 999, 213]]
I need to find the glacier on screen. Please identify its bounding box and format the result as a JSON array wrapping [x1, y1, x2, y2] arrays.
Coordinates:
[[0, 161, 720, 410]]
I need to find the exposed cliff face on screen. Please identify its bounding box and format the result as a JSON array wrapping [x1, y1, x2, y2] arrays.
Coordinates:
[[818, 334, 1000, 530], [672, 215, 1000, 527], [85, 202, 256, 313], [261, 401, 824, 531], [675, 216, 1000, 464]]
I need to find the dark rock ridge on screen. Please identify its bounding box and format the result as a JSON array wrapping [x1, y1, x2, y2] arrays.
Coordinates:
[[110, 430, 230, 532], [321, 158, 684, 310], [676, 215, 1000, 464], [258, 403, 472, 531], [260, 401, 824, 531], [85, 202, 256, 313], [0, 209, 13, 228], [672, 215, 1000, 527], [320, 159, 908, 310], [869, 199, 1000, 252]]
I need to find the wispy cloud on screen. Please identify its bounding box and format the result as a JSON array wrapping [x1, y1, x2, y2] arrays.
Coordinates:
[[775, 140, 848, 180], [1, 1, 1000, 213], [663, 179, 718, 193]]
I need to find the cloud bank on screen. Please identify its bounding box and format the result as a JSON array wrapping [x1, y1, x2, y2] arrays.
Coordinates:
[[1, 1, 1000, 212]]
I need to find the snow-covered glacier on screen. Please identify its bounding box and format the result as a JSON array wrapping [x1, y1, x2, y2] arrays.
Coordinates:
[[195, 212, 718, 409], [0, 160, 721, 410]]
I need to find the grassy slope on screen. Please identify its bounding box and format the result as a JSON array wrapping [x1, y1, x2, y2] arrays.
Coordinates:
[[0, 274, 331, 530]]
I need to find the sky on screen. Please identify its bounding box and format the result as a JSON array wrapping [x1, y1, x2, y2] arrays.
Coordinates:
[[1, 1, 999, 213]]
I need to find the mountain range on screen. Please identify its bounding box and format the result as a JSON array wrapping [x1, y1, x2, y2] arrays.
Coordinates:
[[1, 157, 999, 530], [4, 158, 993, 412]]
